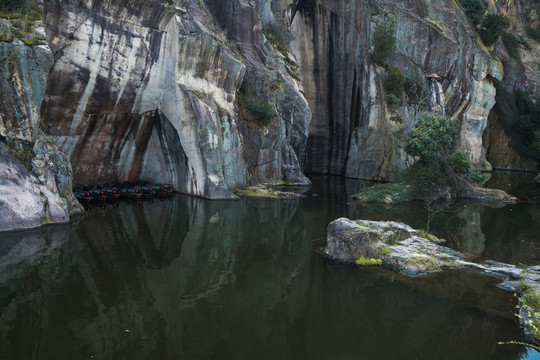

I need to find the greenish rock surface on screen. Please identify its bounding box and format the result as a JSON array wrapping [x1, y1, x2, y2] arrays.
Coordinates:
[[324, 218, 465, 276]]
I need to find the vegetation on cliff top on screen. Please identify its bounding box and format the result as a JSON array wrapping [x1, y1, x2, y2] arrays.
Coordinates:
[[0, 0, 44, 45], [458, 1, 512, 49]]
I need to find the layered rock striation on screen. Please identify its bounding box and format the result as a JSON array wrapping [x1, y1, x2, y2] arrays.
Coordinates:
[[40, 0, 311, 200], [0, 14, 82, 232], [291, 0, 505, 179]]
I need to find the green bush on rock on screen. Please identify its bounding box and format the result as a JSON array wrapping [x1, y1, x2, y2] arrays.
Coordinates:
[[384, 66, 404, 102], [353, 112, 488, 204], [480, 14, 509, 46], [404, 112, 460, 163], [458, 0, 487, 25], [372, 17, 396, 66]]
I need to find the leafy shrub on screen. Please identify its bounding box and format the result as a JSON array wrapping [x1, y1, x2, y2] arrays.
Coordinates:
[[0, 0, 26, 13], [480, 14, 509, 46], [469, 169, 486, 184], [458, 0, 487, 25], [501, 31, 520, 59], [237, 91, 275, 126], [246, 98, 274, 125], [270, 78, 284, 91], [372, 17, 396, 66], [526, 26, 540, 42], [451, 151, 472, 173], [404, 112, 460, 162], [384, 66, 404, 98], [385, 94, 401, 107], [404, 77, 425, 106], [263, 19, 292, 55]]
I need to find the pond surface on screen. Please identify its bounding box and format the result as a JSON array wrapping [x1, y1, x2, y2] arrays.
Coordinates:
[[1, 175, 540, 359]]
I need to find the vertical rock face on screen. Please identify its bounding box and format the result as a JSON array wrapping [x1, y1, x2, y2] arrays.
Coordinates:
[[482, 0, 540, 170], [204, 0, 312, 185], [0, 39, 82, 232], [487, 0, 540, 97], [40, 0, 312, 199], [41, 0, 249, 199], [292, 0, 503, 179]]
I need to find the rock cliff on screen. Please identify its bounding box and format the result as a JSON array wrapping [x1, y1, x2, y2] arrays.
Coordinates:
[[483, 0, 540, 170], [1, 0, 539, 231], [40, 0, 311, 200], [0, 9, 82, 232], [292, 0, 503, 179]]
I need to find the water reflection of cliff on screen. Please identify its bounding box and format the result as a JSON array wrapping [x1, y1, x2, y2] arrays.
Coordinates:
[[0, 189, 533, 359], [0, 196, 310, 359]]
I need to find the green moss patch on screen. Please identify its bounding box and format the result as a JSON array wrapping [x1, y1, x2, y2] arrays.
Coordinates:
[[233, 185, 303, 199], [355, 256, 382, 266], [0, 0, 44, 45]]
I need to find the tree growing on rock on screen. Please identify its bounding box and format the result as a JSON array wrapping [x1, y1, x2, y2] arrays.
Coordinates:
[[480, 14, 510, 46], [458, 0, 487, 25], [404, 112, 460, 164], [372, 17, 396, 66]]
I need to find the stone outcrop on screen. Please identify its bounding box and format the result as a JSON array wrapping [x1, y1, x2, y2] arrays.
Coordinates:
[[326, 217, 540, 341], [0, 16, 82, 232], [325, 218, 465, 276]]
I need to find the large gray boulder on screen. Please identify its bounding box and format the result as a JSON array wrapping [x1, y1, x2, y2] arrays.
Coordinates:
[[325, 218, 463, 276]]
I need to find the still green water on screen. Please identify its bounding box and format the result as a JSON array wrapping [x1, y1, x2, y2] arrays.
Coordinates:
[[1, 175, 540, 359]]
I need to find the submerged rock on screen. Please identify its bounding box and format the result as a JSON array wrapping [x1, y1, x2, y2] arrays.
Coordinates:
[[325, 217, 540, 342]]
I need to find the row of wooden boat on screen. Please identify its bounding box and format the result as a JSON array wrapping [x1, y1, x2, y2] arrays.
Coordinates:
[[73, 182, 175, 202]]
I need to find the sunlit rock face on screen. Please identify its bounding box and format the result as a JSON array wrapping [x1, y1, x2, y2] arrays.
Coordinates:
[[40, 0, 312, 198], [41, 0, 248, 199], [0, 40, 82, 232], [292, 0, 503, 179]]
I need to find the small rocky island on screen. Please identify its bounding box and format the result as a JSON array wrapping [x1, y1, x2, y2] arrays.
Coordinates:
[[325, 218, 540, 342]]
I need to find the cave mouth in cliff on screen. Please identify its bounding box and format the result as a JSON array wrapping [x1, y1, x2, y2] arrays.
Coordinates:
[[68, 110, 188, 189]]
